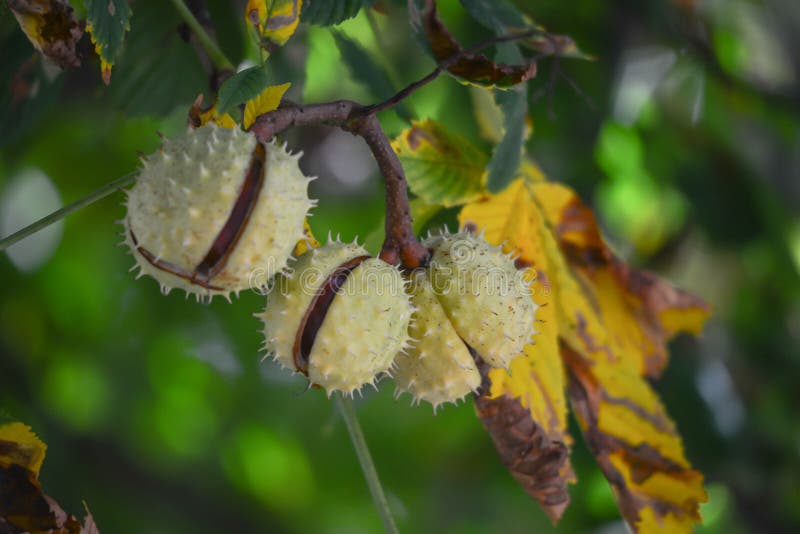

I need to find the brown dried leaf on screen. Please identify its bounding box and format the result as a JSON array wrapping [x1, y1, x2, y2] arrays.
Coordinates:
[[460, 177, 710, 531], [418, 0, 536, 88], [474, 361, 573, 522], [8, 0, 83, 69]]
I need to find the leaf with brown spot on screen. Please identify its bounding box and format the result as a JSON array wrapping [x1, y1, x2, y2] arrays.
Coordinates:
[[412, 0, 536, 88], [8, 0, 83, 69], [391, 119, 487, 207], [246, 0, 303, 50], [459, 173, 710, 531]]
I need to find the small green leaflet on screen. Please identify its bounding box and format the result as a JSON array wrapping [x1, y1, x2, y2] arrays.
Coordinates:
[[85, 0, 132, 84], [216, 66, 270, 116], [487, 88, 527, 193], [301, 0, 376, 26], [392, 119, 487, 207]]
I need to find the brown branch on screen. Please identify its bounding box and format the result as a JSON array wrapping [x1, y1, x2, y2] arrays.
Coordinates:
[[346, 114, 429, 267], [250, 101, 428, 267]]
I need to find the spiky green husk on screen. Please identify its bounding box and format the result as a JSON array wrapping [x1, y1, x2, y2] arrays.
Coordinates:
[[124, 124, 313, 300], [393, 270, 480, 410], [424, 231, 537, 369], [259, 240, 413, 396]]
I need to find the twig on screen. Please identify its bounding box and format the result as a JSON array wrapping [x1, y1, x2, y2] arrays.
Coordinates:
[[348, 114, 428, 267], [0, 172, 136, 252], [558, 69, 597, 111], [334, 395, 399, 534], [168, 0, 234, 72], [250, 101, 429, 267]]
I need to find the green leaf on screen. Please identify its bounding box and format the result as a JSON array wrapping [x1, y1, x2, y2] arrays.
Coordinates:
[[392, 119, 488, 207], [217, 66, 270, 116], [301, 0, 376, 26], [104, 1, 205, 117], [331, 31, 411, 121], [487, 88, 527, 193], [85, 0, 132, 84]]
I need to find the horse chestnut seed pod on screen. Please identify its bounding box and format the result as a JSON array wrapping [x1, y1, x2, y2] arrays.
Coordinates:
[[393, 270, 481, 410], [259, 240, 413, 395], [123, 124, 314, 300], [424, 230, 537, 369]]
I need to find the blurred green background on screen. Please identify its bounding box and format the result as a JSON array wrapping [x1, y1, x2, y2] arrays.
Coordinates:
[[1, 0, 799, 532]]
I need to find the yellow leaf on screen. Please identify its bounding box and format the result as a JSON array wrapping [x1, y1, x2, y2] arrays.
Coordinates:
[[246, 0, 303, 48], [460, 179, 574, 520], [189, 94, 237, 129], [530, 181, 711, 376], [461, 181, 569, 444], [243, 82, 292, 129], [531, 180, 709, 532], [460, 174, 710, 532], [0, 422, 47, 476], [246, 0, 267, 26], [293, 218, 320, 256]]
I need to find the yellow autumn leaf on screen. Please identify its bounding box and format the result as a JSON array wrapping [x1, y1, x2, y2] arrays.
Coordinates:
[[460, 179, 573, 520], [293, 218, 320, 256], [462, 181, 569, 442], [243, 82, 292, 129], [460, 175, 710, 532], [188, 94, 237, 129], [246, 0, 303, 48], [537, 182, 708, 531], [0, 422, 47, 476]]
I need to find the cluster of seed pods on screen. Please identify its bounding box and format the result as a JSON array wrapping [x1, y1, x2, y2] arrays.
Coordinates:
[[125, 124, 538, 408]]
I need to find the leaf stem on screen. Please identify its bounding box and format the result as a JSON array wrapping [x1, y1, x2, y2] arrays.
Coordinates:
[[168, 0, 235, 72], [365, 29, 538, 116], [334, 395, 399, 534], [0, 172, 136, 252]]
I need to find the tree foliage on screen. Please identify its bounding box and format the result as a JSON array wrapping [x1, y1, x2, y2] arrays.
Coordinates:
[[1, 0, 799, 533]]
